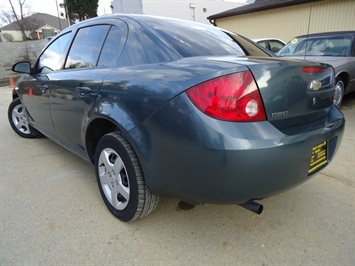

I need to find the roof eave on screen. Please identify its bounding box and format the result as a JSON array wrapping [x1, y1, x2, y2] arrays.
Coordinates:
[[208, 0, 323, 21]]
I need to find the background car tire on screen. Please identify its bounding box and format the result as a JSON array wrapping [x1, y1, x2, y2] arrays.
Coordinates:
[[8, 98, 42, 138], [95, 132, 159, 222], [334, 77, 344, 108]]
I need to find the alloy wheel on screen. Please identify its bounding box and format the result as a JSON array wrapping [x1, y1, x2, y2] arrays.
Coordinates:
[[98, 148, 130, 210]]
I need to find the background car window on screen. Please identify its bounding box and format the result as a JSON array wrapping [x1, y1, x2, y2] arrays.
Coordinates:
[[98, 26, 125, 67], [65, 25, 110, 69], [257, 41, 268, 49], [37, 32, 72, 73], [269, 40, 284, 53], [278, 36, 353, 57], [324, 38, 352, 56]]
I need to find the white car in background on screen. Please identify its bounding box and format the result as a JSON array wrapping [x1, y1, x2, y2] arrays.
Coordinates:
[[252, 38, 286, 53]]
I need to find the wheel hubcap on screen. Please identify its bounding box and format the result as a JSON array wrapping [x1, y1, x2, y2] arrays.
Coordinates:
[[12, 104, 30, 134], [334, 80, 344, 107], [98, 148, 130, 210]]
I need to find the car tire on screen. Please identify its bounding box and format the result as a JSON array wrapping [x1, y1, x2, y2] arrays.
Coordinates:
[[334, 77, 344, 108], [95, 132, 159, 222], [8, 98, 42, 138]]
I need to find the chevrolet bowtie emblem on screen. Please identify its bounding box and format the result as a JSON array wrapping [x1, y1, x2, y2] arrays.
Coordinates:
[[310, 80, 322, 91]]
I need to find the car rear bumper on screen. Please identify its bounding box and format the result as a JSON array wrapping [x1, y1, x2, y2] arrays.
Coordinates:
[[128, 94, 345, 204]]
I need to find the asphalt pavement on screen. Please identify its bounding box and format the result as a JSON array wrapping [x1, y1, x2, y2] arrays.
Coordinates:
[[1, 86, 354, 265]]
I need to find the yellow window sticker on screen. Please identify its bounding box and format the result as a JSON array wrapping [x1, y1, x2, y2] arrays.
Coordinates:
[[291, 38, 298, 44]]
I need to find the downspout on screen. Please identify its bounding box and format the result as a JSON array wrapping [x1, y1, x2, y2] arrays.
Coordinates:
[[208, 18, 216, 26]]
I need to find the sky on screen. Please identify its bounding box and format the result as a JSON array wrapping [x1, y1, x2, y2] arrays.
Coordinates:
[[1, 0, 113, 18], [0, 0, 249, 26]]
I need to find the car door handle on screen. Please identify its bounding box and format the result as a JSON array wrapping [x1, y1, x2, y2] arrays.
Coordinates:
[[76, 86, 92, 95], [40, 85, 48, 94]]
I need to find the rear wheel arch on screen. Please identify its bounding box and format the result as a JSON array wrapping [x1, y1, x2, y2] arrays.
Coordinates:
[[85, 118, 123, 163], [333, 72, 350, 107], [335, 72, 349, 89], [86, 118, 159, 222], [95, 131, 159, 221]]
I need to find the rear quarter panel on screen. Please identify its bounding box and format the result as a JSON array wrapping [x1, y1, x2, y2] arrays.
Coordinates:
[[93, 58, 249, 132]]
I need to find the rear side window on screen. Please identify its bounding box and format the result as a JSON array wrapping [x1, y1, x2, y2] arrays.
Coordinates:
[[98, 23, 127, 67], [65, 25, 110, 69], [118, 24, 172, 67]]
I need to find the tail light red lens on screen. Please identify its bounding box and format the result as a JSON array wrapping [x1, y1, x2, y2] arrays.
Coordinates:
[[186, 71, 266, 122], [302, 66, 324, 73]]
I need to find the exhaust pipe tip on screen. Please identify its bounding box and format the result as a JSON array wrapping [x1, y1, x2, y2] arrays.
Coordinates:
[[239, 200, 263, 215]]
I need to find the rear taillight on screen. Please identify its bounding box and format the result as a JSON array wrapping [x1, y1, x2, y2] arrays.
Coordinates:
[[186, 71, 266, 122], [302, 66, 324, 73]]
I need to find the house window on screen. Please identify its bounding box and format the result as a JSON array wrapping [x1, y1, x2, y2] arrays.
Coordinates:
[[42, 29, 55, 38]]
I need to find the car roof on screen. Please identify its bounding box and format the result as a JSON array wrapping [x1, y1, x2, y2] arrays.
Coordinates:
[[252, 38, 285, 43], [294, 31, 355, 38], [65, 13, 205, 27], [59, 13, 223, 34]]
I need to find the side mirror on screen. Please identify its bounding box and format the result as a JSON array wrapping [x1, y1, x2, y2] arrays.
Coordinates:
[[12, 61, 31, 74]]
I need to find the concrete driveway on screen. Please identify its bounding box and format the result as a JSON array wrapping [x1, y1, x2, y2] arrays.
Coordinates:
[[1, 86, 354, 265]]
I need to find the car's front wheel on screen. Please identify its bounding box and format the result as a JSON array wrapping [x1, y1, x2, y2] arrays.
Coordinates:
[[95, 132, 159, 222], [8, 98, 42, 138], [334, 77, 344, 108]]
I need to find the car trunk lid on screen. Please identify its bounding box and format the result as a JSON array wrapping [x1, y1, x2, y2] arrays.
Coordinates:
[[210, 56, 335, 131]]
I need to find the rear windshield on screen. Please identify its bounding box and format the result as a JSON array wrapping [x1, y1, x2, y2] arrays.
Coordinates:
[[139, 17, 269, 58], [278, 34, 354, 57]]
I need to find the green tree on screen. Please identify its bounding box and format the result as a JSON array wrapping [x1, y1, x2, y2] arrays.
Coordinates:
[[66, 0, 98, 22]]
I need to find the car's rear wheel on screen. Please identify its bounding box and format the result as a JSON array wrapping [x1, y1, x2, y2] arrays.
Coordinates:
[[95, 132, 159, 222], [8, 98, 42, 138], [334, 77, 344, 108]]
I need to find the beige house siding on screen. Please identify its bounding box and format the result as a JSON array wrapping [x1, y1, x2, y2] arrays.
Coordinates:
[[215, 0, 355, 43]]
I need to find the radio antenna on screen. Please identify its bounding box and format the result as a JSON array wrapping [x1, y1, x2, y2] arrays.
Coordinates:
[[304, 0, 314, 60]]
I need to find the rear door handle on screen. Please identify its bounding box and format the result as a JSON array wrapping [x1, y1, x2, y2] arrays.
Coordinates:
[[76, 86, 91, 95]]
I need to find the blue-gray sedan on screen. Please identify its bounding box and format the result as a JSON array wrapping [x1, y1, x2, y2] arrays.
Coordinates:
[[8, 14, 344, 222]]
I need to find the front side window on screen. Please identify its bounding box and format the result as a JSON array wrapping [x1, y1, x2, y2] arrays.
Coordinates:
[[65, 25, 110, 69], [36, 32, 72, 73]]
